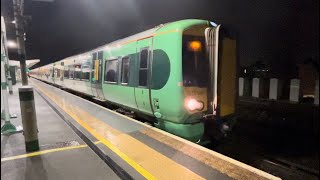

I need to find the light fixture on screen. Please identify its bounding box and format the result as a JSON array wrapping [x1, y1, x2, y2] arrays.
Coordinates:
[[210, 21, 217, 27], [188, 41, 202, 52], [7, 40, 17, 48]]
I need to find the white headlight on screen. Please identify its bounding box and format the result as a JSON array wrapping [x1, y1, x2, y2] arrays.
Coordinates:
[[186, 98, 204, 111]]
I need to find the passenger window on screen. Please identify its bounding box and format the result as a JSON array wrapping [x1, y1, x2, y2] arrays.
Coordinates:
[[61, 62, 64, 80], [105, 59, 118, 83], [64, 67, 69, 78], [81, 62, 90, 80], [69, 65, 75, 79], [140, 50, 148, 68], [139, 49, 149, 86], [57, 69, 61, 78], [51, 68, 54, 77], [74, 65, 81, 79], [121, 57, 130, 84]]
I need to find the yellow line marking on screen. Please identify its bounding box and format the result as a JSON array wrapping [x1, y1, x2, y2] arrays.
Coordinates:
[[1, 141, 101, 162], [32, 79, 205, 180], [142, 128, 281, 180]]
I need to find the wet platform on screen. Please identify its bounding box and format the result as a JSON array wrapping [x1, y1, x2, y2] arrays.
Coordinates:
[[1, 78, 281, 180], [1, 82, 120, 180]]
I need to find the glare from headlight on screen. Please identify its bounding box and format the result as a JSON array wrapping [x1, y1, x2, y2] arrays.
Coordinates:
[[186, 98, 204, 111]]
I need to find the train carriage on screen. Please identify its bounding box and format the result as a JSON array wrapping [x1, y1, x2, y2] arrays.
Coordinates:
[[31, 19, 237, 143]]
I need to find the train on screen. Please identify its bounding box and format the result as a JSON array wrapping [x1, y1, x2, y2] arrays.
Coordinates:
[[31, 19, 237, 143]]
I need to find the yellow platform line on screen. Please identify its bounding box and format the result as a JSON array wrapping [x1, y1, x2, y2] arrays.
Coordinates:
[[32, 79, 205, 180], [1, 141, 101, 162]]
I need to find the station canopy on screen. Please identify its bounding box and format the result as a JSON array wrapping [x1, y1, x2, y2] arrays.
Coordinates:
[[9, 59, 40, 69]]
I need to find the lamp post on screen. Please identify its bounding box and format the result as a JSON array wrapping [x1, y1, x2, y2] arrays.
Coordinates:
[[12, 0, 40, 152], [12, 0, 28, 86]]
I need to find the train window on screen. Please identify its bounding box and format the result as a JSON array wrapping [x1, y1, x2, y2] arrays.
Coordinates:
[[182, 35, 208, 87], [69, 65, 75, 79], [75, 65, 81, 80], [57, 69, 61, 78], [61, 62, 64, 81], [139, 70, 148, 86], [105, 59, 118, 83], [121, 57, 130, 84], [54, 69, 57, 78], [139, 48, 149, 87], [64, 67, 69, 78], [140, 49, 148, 68], [51, 68, 54, 77], [81, 63, 90, 80]]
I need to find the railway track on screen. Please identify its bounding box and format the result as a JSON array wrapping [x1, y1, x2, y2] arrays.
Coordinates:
[[261, 157, 319, 180]]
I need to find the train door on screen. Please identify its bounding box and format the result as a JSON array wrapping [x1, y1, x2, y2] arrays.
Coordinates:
[[90, 51, 105, 100], [205, 26, 237, 119], [134, 38, 154, 115]]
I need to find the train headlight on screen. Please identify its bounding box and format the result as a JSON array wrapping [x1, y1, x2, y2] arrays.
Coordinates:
[[186, 98, 204, 111]]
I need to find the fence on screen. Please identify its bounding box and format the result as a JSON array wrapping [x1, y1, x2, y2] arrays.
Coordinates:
[[238, 77, 319, 105]]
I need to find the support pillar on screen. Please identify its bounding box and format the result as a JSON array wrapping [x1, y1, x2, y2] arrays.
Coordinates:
[[252, 78, 260, 98], [289, 79, 300, 102], [239, 77, 244, 96], [19, 86, 39, 152], [269, 78, 278, 100]]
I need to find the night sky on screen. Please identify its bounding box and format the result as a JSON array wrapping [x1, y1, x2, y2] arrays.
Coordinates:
[[1, 0, 319, 74]]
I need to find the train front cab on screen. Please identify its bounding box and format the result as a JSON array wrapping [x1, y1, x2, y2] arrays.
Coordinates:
[[181, 23, 237, 142]]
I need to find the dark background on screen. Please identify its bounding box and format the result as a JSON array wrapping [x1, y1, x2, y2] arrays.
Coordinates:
[[1, 0, 319, 75]]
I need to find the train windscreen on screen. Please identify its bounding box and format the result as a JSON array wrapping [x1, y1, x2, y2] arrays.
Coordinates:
[[182, 24, 237, 118], [182, 35, 209, 87]]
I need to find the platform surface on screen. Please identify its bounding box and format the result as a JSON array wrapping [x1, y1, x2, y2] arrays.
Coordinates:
[[1, 79, 281, 180], [1, 81, 120, 180]]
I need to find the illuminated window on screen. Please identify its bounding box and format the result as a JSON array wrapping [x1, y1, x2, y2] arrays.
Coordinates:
[[105, 59, 118, 83], [81, 62, 90, 80]]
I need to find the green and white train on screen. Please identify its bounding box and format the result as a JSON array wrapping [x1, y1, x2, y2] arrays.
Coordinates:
[[31, 19, 237, 143]]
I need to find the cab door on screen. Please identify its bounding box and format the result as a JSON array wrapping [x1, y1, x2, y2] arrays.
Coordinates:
[[134, 38, 154, 115], [205, 25, 237, 118], [91, 51, 105, 100]]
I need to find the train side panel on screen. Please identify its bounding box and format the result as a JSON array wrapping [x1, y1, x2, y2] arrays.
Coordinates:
[[102, 43, 138, 111]]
